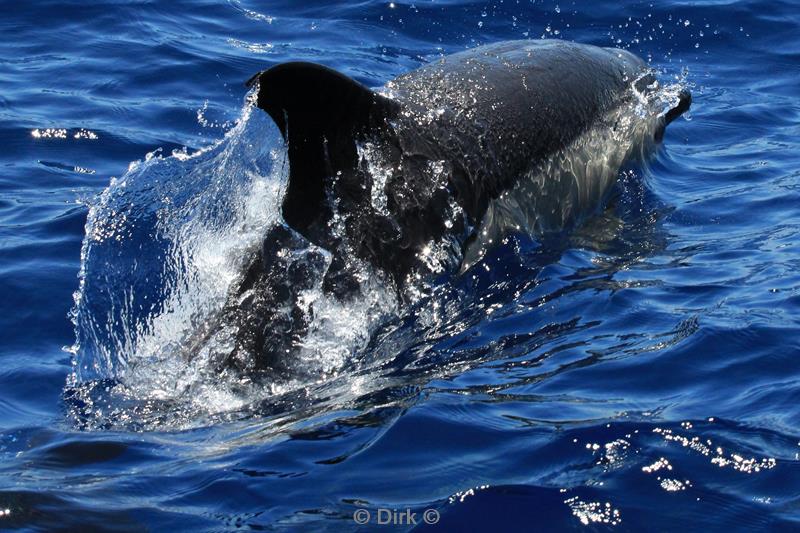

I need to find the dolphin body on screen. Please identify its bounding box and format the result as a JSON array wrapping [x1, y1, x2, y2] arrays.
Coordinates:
[[202, 40, 690, 376]]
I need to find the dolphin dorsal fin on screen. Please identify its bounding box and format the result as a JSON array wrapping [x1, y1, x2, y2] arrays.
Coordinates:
[[247, 63, 399, 243]]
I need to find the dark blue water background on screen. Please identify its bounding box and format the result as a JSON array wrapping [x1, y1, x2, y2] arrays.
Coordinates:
[[2, 0, 799, 530]]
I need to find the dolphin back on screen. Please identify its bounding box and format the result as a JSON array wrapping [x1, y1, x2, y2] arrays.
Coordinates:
[[217, 40, 692, 376], [246, 41, 692, 286]]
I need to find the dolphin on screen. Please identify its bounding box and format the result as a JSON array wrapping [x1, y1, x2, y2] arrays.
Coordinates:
[[198, 40, 690, 376]]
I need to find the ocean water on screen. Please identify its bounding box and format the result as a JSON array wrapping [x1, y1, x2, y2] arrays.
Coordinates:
[[2, 0, 799, 530]]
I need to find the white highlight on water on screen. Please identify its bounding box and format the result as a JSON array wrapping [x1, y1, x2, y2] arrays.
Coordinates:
[[69, 90, 399, 427]]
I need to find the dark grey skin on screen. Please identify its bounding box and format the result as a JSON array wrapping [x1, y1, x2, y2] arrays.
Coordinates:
[[201, 40, 690, 376]]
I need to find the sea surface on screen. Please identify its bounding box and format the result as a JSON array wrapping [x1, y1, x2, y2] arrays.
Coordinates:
[[2, 0, 800, 531]]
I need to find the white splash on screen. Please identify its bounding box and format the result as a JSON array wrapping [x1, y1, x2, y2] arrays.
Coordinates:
[[68, 88, 403, 429]]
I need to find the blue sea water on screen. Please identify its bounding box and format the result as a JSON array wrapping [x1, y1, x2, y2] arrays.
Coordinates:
[[2, 0, 800, 530]]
